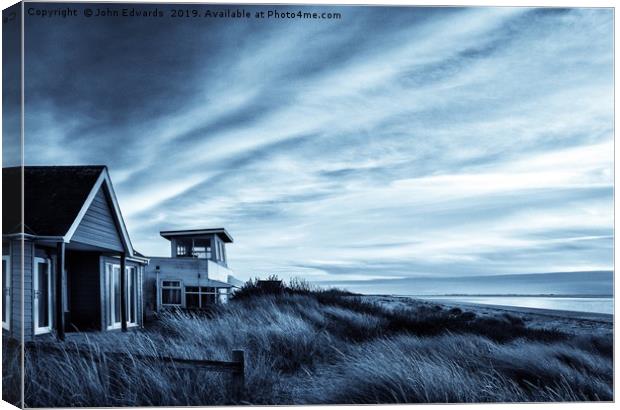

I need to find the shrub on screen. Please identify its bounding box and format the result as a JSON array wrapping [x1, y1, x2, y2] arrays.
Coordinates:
[[448, 307, 463, 315], [232, 275, 356, 301]]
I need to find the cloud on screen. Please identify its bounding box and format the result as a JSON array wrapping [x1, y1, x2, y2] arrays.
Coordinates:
[[20, 6, 613, 284]]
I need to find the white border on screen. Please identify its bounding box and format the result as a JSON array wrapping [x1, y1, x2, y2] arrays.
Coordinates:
[[0, 2, 615, 410]]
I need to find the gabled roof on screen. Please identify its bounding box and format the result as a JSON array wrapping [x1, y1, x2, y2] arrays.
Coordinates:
[[3, 166, 104, 236], [160, 228, 234, 243], [2, 166, 137, 255]]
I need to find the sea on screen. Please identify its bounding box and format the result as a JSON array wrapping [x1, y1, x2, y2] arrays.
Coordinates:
[[409, 296, 614, 315]]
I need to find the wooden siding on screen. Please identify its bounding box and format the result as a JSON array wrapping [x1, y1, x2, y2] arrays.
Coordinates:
[[72, 187, 124, 252], [7, 239, 34, 341], [67, 251, 101, 330]]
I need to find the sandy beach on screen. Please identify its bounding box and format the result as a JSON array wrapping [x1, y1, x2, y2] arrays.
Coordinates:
[[364, 295, 613, 337]]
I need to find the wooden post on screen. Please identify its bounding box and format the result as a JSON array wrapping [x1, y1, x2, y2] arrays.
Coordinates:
[[231, 349, 245, 401], [120, 253, 127, 332], [55, 242, 65, 341]]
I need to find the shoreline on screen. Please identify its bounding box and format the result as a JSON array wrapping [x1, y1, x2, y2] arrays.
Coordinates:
[[405, 297, 613, 323], [363, 294, 613, 337], [362, 294, 613, 322]]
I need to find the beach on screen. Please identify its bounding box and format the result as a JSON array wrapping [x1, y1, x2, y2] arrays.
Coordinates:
[[364, 295, 613, 337]]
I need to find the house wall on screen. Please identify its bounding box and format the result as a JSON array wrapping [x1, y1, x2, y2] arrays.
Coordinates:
[[3, 239, 35, 341], [130, 261, 144, 328], [144, 256, 233, 314], [68, 251, 101, 331], [2, 242, 146, 340], [72, 187, 124, 252], [207, 260, 230, 283], [143, 268, 157, 321]]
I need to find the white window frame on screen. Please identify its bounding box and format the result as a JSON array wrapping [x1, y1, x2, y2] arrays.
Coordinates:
[[106, 263, 122, 330], [160, 280, 182, 307], [184, 286, 219, 309], [127, 266, 138, 327], [2, 255, 11, 331], [33, 257, 53, 335]]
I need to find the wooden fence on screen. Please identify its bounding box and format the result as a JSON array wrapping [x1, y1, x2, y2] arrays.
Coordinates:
[[27, 343, 245, 401]]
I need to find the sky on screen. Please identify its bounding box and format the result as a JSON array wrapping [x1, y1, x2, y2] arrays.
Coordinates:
[[4, 4, 614, 284]]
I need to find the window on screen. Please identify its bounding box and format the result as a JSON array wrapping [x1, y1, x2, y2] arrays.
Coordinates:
[[34, 258, 53, 334], [185, 286, 219, 309], [191, 239, 212, 259], [2, 255, 10, 330], [161, 280, 182, 305], [127, 266, 138, 325], [176, 244, 189, 257], [106, 263, 122, 329], [213, 241, 226, 263]]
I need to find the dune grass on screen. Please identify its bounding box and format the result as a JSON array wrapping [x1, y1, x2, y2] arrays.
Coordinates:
[[2, 281, 613, 406]]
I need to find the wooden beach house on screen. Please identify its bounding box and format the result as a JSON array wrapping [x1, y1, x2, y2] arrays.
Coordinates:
[[2, 166, 148, 341], [144, 229, 235, 316]]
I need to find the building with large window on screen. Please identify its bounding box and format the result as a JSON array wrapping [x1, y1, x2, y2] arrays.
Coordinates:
[[143, 228, 236, 317], [2, 166, 148, 341]]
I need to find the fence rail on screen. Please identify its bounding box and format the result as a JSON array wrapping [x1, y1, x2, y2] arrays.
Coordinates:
[[27, 343, 245, 401]]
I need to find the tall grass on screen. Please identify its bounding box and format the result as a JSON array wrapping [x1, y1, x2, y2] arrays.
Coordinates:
[[3, 283, 613, 406]]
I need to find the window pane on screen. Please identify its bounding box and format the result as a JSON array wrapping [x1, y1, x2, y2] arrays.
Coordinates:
[[38, 262, 49, 327], [162, 280, 180, 287], [129, 269, 137, 323], [176, 240, 193, 257], [172, 289, 181, 304], [201, 287, 216, 293], [113, 267, 121, 324], [162, 289, 181, 305], [192, 239, 211, 259], [134, 271, 138, 322], [185, 286, 199, 292], [128, 273, 132, 322], [201, 293, 216, 306], [186, 293, 199, 308]]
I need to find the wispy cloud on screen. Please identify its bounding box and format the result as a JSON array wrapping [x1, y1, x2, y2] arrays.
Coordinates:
[[19, 5, 613, 282]]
